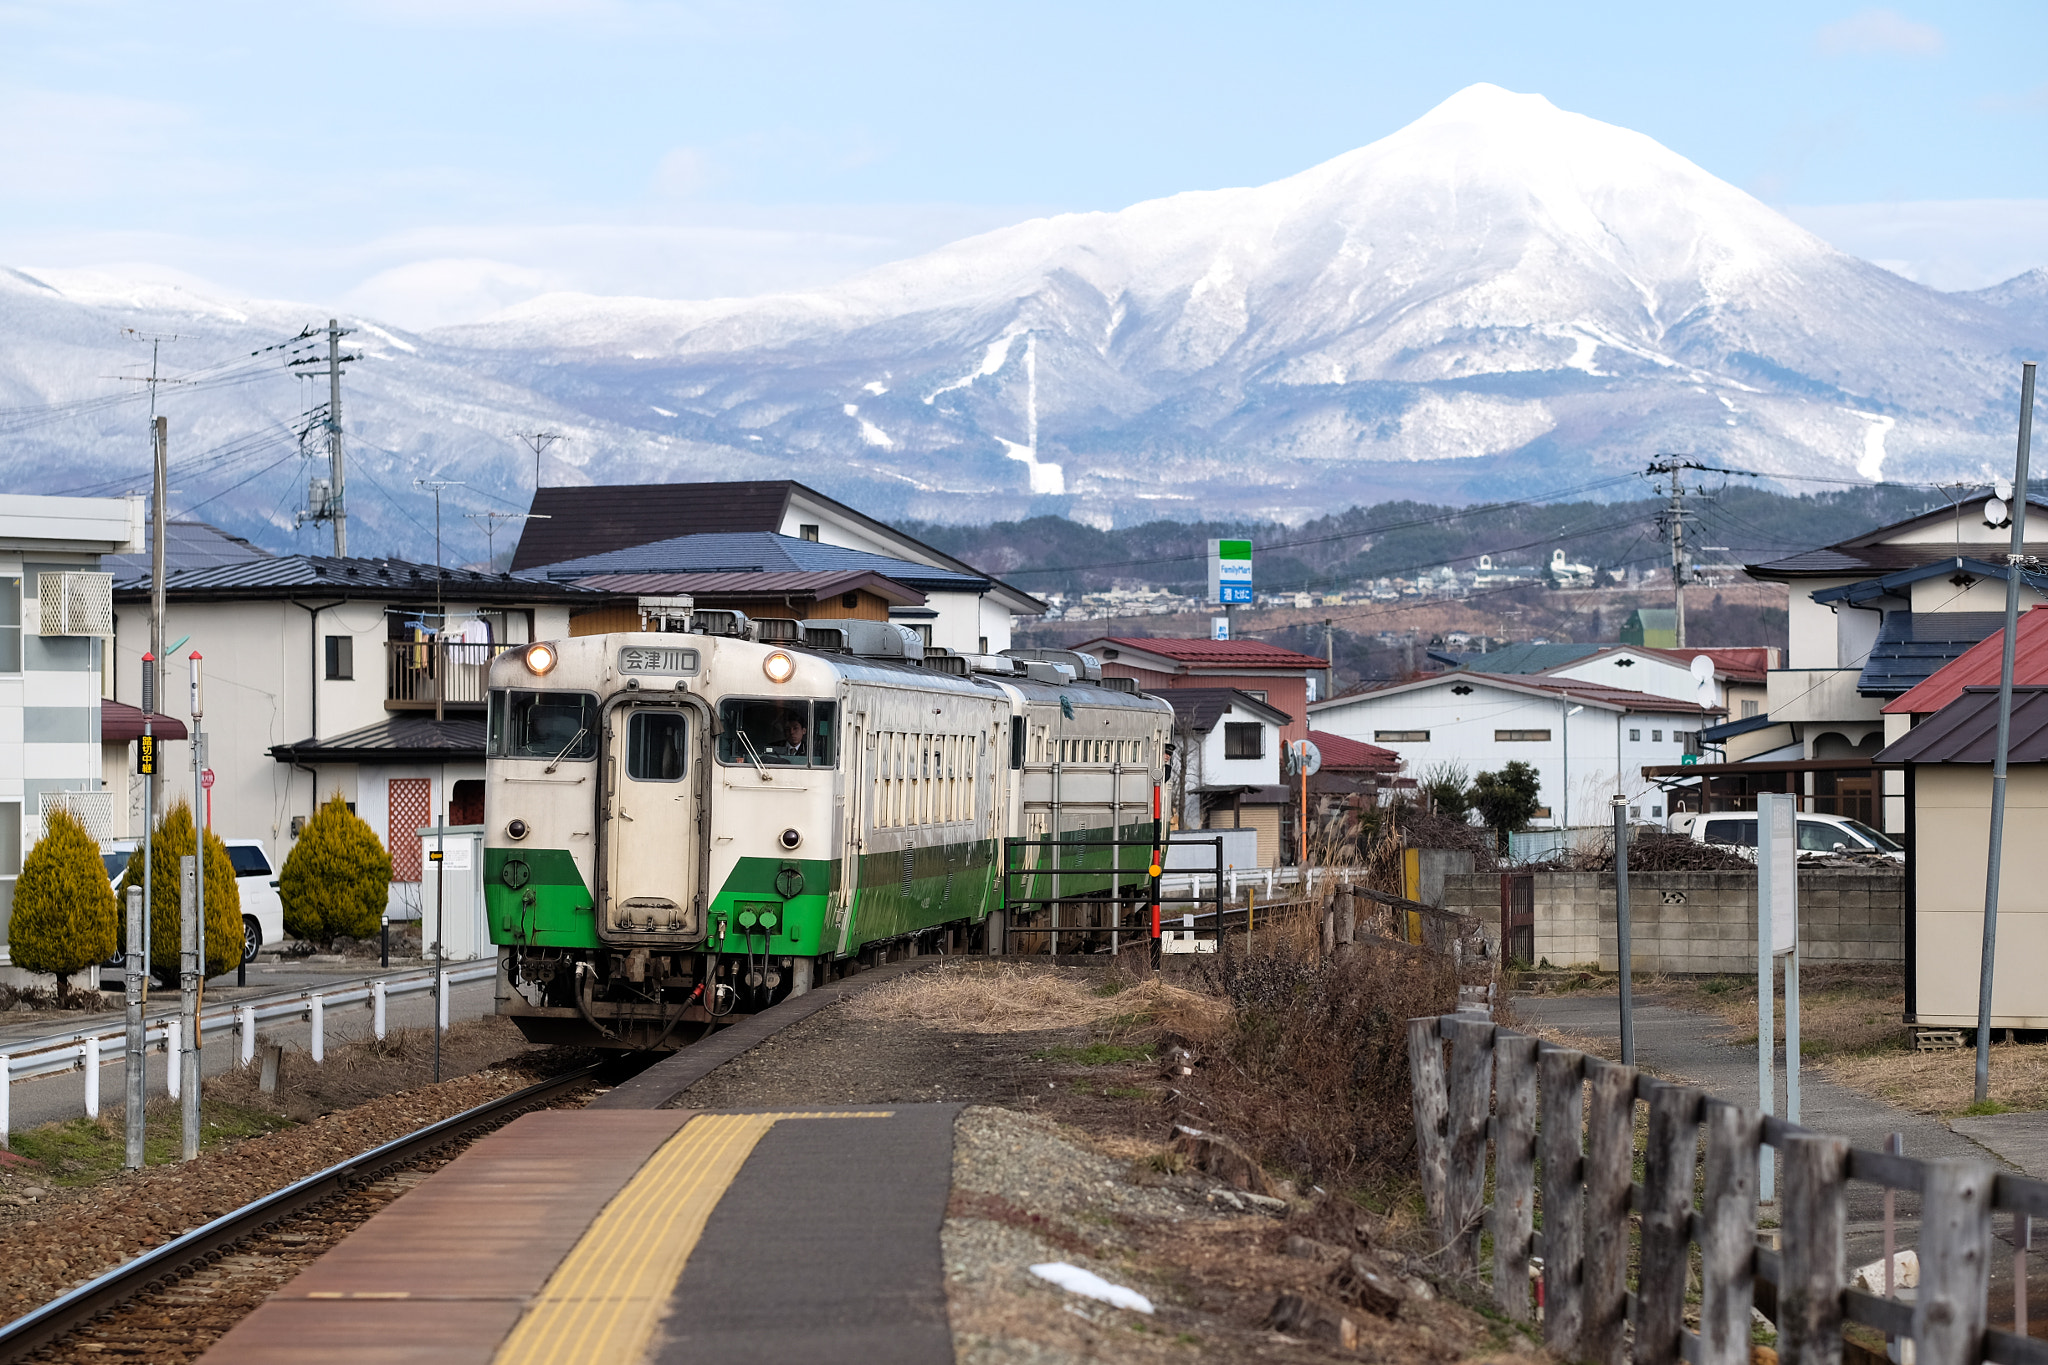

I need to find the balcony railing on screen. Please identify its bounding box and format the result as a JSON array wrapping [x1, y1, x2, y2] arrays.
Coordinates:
[[386, 640, 515, 714]]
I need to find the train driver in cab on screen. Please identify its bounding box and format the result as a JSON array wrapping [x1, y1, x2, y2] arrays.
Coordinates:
[[762, 706, 809, 763]]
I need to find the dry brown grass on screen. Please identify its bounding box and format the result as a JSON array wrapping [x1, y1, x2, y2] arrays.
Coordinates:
[[845, 960, 1229, 1041], [1823, 1040, 2048, 1116]]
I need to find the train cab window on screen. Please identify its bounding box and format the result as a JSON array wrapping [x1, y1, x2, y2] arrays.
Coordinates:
[[489, 690, 599, 762], [626, 712, 688, 781], [716, 699, 838, 767]]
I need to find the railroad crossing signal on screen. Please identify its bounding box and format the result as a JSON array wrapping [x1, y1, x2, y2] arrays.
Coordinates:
[[137, 735, 156, 775]]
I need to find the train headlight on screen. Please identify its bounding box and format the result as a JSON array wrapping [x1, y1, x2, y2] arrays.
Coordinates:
[[778, 827, 802, 851], [762, 650, 795, 683], [524, 642, 557, 675], [506, 818, 529, 841]]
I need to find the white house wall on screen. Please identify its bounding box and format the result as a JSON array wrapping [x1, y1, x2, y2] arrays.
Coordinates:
[[1785, 579, 1857, 670], [1549, 654, 1700, 706], [1312, 682, 1697, 827]]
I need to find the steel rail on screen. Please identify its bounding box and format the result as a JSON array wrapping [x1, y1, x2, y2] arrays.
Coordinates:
[[0, 1059, 606, 1362]]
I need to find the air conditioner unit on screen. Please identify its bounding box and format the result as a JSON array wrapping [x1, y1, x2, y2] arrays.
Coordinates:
[[798, 619, 922, 661], [1003, 647, 1102, 682], [37, 572, 113, 637]]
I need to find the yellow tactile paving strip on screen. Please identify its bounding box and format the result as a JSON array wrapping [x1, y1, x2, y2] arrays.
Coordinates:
[[492, 1111, 892, 1365]]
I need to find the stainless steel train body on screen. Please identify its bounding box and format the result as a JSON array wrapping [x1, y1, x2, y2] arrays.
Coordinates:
[[484, 628, 1170, 1046]]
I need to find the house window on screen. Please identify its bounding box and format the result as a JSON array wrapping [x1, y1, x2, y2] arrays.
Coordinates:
[[1495, 729, 1551, 742], [1651, 729, 1663, 742], [324, 635, 354, 680], [1224, 723, 1264, 759], [0, 577, 19, 673], [1742, 700, 1759, 718], [841, 592, 859, 608], [1243, 689, 1268, 702], [799, 524, 820, 542], [1375, 730, 1429, 743], [1532, 806, 1552, 819], [1629, 728, 1641, 742], [448, 780, 485, 824]]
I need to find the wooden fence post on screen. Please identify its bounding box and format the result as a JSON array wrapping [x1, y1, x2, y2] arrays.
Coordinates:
[[1491, 1031, 1539, 1323], [1638, 1083, 1704, 1365], [1446, 1018, 1495, 1272], [1914, 1159, 1994, 1365], [1582, 1058, 1636, 1365], [1699, 1101, 1761, 1365], [1779, 1131, 1849, 1365], [1409, 1017, 1451, 1248], [1540, 1044, 1587, 1358]]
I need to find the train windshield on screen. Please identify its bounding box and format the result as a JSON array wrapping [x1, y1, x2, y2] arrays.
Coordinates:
[[716, 698, 837, 768], [489, 690, 600, 762]]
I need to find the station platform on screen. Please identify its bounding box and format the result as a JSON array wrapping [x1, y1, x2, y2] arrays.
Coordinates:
[[196, 1104, 960, 1365]]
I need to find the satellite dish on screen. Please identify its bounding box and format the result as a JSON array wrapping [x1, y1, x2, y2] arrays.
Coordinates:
[[1997, 475, 2015, 502], [1987, 497, 2011, 529], [1690, 654, 1716, 707]]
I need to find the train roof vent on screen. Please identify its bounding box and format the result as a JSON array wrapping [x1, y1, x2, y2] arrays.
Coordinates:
[[689, 609, 751, 639], [1101, 676, 1138, 694], [755, 617, 801, 643], [966, 654, 1023, 677], [923, 653, 969, 677], [1020, 660, 1076, 685], [797, 618, 923, 661], [1002, 647, 1102, 682], [636, 595, 694, 631]]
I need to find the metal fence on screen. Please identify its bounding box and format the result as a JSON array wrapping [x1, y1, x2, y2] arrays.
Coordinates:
[[1409, 1012, 2048, 1365], [0, 961, 496, 1144]]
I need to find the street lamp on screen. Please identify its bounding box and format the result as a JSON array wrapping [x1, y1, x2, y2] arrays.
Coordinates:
[[1562, 704, 1586, 828]]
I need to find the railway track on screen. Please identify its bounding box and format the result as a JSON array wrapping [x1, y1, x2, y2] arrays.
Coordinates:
[[0, 1060, 621, 1364]]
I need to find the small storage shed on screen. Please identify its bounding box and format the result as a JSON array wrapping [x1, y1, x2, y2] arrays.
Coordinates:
[[1875, 685, 2048, 1028]]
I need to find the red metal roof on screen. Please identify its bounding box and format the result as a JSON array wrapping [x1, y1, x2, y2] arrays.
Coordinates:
[[1882, 606, 2048, 714], [1639, 646, 1773, 682], [1079, 636, 1329, 670], [1308, 730, 1402, 771], [101, 701, 187, 743]]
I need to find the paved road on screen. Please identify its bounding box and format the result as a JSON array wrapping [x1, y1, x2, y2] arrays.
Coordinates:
[[1, 968, 497, 1134], [1516, 991, 2008, 1263]]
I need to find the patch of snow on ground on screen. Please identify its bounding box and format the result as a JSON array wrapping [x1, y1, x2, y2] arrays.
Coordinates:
[[859, 418, 894, 449], [651, 405, 676, 417], [924, 333, 1020, 403], [862, 380, 888, 395], [1849, 409, 1896, 480], [1029, 1263, 1153, 1314], [997, 437, 1065, 495], [842, 403, 859, 416], [358, 322, 418, 354]]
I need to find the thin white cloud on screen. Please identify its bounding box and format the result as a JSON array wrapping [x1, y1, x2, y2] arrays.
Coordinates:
[[1788, 199, 2048, 291], [1816, 8, 1944, 57]]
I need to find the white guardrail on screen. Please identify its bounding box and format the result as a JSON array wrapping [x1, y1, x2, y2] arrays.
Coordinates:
[[0, 960, 498, 1144], [1154, 865, 1367, 900]]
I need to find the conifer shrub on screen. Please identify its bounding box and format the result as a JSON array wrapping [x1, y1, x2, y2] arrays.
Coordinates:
[[10, 806, 118, 1003], [280, 793, 391, 947], [117, 799, 243, 977]]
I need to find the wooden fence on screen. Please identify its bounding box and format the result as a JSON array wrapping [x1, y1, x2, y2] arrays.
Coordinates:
[[1410, 1013, 2048, 1365]]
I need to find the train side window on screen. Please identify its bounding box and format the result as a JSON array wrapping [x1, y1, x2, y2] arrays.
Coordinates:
[[1009, 717, 1025, 770], [715, 698, 837, 767], [625, 711, 688, 781]]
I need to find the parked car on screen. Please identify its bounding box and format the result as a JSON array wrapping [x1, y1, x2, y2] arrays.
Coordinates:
[[1667, 811, 1904, 862], [100, 838, 286, 967]]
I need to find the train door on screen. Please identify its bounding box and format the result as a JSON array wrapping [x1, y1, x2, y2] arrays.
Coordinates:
[[833, 707, 867, 956], [602, 704, 704, 938]]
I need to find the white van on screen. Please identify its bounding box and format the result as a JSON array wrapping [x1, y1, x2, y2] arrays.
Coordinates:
[[1668, 811, 1904, 863], [101, 839, 287, 965]]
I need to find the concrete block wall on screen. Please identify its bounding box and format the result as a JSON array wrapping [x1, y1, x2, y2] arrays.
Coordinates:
[[1442, 869, 1903, 973]]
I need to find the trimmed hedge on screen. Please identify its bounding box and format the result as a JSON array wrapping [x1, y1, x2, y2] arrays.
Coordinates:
[[10, 806, 118, 1001], [117, 799, 243, 977], [281, 794, 392, 946]]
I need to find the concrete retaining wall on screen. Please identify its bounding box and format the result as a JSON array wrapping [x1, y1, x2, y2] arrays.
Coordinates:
[[1441, 869, 1902, 973]]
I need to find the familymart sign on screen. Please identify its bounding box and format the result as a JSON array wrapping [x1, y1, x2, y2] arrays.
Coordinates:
[[1208, 539, 1252, 604]]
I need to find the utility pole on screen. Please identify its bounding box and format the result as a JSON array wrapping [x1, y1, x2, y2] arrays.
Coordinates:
[[515, 431, 566, 491], [1976, 362, 2035, 1103], [1323, 617, 1335, 701], [289, 320, 357, 554], [1645, 456, 1758, 649]]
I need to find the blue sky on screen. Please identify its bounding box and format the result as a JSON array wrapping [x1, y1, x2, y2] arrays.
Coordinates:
[[5, 1, 2046, 327]]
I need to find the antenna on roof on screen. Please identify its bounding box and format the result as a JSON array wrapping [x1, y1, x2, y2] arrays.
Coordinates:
[[515, 431, 567, 492]]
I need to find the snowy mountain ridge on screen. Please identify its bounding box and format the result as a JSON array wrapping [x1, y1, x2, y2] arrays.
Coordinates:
[[1, 85, 2042, 560]]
